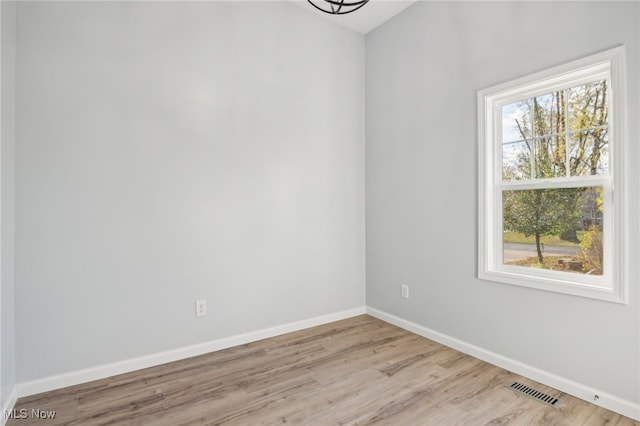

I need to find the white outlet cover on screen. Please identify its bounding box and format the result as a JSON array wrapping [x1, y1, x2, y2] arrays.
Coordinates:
[[195, 299, 207, 317], [401, 285, 409, 299]]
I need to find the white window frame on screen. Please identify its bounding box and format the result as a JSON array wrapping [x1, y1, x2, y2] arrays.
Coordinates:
[[478, 46, 627, 303]]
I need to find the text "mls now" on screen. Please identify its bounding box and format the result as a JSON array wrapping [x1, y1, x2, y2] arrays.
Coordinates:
[[4, 408, 57, 420]]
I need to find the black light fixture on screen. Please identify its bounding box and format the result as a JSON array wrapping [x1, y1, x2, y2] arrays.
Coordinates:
[[307, 0, 370, 15]]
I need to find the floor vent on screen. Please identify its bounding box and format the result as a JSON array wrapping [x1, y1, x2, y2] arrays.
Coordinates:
[[509, 382, 559, 407]]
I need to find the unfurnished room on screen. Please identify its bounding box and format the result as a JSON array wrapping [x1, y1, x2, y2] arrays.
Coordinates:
[[0, 0, 638, 424]]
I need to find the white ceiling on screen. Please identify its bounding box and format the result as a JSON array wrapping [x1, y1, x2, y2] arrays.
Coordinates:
[[289, 0, 419, 34]]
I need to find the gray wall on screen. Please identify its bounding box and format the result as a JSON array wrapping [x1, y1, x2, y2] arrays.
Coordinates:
[[1, 0, 16, 409], [366, 2, 639, 403], [15, 2, 365, 382]]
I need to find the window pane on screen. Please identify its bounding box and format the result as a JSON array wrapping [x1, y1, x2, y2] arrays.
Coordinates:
[[532, 136, 566, 179], [502, 92, 568, 181], [502, 140, 531, 180], [502, 101, 531, 143], [568, 80, 608, 132], [502, 186, 603, 275], [568, 129, 609, 176], [532, 92, 565, 137]]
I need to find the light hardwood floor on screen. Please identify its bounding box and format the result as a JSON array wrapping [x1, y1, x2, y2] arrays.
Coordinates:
[[9, 315, 638, 425]]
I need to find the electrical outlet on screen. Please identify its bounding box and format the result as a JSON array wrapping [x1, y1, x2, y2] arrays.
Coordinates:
[[401, 285, 409, 299], [195, 299, 207, 317]]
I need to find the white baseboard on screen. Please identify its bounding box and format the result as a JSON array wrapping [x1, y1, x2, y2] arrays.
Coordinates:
[[366, 306, 640, 422], [16, 307, 366, 399], [1, 386, 18, 426]]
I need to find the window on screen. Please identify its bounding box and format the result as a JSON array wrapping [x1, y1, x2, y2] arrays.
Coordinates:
[[478, 47, 627, 303]]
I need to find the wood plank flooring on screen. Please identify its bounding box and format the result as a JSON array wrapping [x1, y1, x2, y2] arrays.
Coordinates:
[[9, 315, 638, 425]]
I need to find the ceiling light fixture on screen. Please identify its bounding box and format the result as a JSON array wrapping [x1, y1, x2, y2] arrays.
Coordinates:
[[307, 0, 370, 15]]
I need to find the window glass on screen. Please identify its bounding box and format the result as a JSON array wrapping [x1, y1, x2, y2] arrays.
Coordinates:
[[502, 186, 604, 276]]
